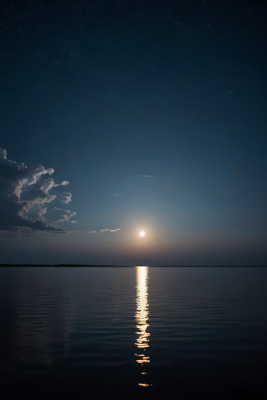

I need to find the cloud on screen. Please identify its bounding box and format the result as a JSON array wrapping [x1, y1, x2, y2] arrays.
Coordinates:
[[45, 207, 77, 224], [113, 193, 118, 196], [39, 178, 69, 195], [100, 228, 121, 233], [86, 229, 121, 233], [141, 175, 153, 178], [60, 192, 72, 204], [0, 147, 76, 235]]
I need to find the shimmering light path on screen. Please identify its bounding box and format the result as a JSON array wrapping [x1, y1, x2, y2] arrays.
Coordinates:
[[135, 266, 151, 386]]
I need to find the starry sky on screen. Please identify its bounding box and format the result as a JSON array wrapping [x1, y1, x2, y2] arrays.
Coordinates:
[[0, 0, 266, 265]]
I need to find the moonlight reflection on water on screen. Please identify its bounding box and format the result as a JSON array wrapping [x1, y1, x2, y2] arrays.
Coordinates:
[[135, 266, 150, 387]]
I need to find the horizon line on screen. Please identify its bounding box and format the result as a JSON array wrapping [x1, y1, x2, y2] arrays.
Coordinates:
[[0, 264, 266, 268]]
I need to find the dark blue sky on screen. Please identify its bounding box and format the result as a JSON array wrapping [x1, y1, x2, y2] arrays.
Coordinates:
[[0, 0, 266, 265]]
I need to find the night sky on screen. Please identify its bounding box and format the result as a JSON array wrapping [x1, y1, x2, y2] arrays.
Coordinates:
[[0, 0, 266, 265]]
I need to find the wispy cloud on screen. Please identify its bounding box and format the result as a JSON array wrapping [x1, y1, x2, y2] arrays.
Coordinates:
[[60, 192, 72, 204], [87, 230, 96, 233], [113, 193, 118, 196], [48, 207, 77, 224], [141, 175, 153, 178], [100, 228, 121, 233]]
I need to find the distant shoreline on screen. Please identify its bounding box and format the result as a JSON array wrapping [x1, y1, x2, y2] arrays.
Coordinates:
[[0, 264, 266, 267]]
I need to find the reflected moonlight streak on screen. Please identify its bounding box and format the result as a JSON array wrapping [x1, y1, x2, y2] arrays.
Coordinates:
[[135, 266, 150, 368]]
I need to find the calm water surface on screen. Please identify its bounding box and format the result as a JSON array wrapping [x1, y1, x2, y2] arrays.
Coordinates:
[[1, 266, 267, 399]]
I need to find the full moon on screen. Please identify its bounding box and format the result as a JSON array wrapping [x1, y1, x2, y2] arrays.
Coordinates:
[[139, 231, 145, 237]]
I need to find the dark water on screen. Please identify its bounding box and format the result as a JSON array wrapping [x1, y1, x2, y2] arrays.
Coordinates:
[[1, 266, 267, 399]]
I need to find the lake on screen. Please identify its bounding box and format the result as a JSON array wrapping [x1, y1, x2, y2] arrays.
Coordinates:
[[1, 266, 267, 399]]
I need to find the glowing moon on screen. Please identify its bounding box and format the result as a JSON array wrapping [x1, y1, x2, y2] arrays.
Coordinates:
[[139, 231, 145, 237]]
